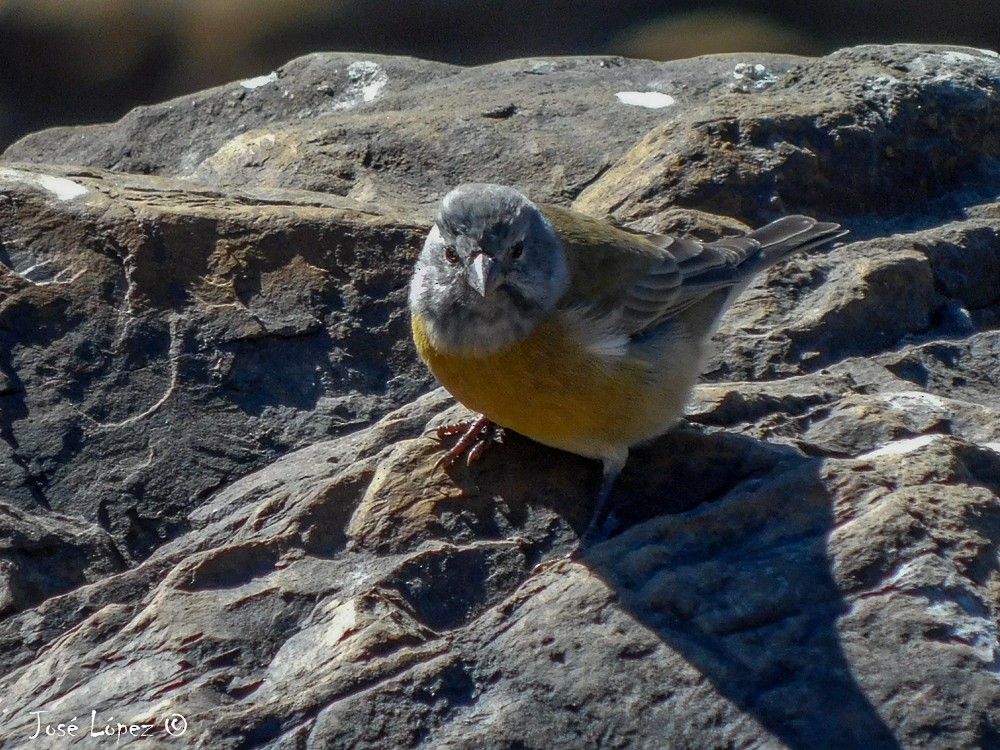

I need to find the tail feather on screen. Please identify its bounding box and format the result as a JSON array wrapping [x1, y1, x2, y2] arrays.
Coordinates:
[[750, 215, 847, 271], [668, 215, 847, 340], [623, 214, 847, 338]]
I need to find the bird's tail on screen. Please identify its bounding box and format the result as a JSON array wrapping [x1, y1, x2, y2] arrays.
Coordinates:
[[673, 216, 847, 342], [749, 215, 848, 272]]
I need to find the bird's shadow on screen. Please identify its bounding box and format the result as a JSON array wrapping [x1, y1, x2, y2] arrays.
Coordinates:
[[444, 424, 901, 750]]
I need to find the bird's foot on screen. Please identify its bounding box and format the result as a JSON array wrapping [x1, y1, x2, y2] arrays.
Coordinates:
[[530, 523, 619, 575], [433, 415, 504, 469], [532, 480, 625, 574]]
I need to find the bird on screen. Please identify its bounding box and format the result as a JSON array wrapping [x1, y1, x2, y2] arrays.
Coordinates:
[[409, 183, 846, 543]]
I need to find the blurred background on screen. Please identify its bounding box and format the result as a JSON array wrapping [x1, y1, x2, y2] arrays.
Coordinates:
[[1, 0, 997, 150]]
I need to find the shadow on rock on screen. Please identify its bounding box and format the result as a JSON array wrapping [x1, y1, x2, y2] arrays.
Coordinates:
[[584, 428, 901, 750]]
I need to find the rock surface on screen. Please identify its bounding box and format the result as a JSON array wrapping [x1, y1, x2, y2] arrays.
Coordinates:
[[4, 0, 1000, 151], [1, 44, 1000, 749]]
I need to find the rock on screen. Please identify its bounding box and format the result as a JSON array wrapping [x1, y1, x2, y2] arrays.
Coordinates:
[[1, 44, 1000, 749], [0, 502, 125, 618], [4, 0, 1000, 151], [0, 166, 430, 559], [576, 46, 1000, 225], [3, 53, 765, 206]]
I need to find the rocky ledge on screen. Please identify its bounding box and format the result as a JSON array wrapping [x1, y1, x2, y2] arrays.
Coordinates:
[[1, 45, 999, 749]]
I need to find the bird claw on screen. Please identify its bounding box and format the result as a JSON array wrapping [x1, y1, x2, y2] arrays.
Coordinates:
[[432, 415, 504, 469]]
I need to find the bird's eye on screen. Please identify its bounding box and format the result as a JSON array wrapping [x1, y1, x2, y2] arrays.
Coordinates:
[[510, 240, 524, 260], [443, 246, 459, 264]]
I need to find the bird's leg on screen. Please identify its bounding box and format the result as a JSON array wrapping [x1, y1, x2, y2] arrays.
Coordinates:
[[433, 415, 505, 469], [580, 458, 625, 547], [532, 459, 626, 572]]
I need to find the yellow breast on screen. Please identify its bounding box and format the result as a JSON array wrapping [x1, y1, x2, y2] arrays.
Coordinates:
[[412, 311, 685, 460]]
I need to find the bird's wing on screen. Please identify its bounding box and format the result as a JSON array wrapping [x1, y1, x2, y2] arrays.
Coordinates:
[[542, 204, 844, 338], [542, 204, 754, 335], [621, 232, 764, 333], [540, 204, 680, 329]]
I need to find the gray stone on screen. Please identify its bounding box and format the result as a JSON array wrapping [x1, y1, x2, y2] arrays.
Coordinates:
[[2, 43, 1000, 749], [0, 166, 429, 559]]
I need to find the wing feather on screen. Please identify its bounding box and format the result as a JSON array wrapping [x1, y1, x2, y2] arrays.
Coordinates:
[[540, 203, 845, 340]]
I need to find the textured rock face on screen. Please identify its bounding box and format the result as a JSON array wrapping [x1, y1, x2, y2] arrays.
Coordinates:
[[0, 167, 429, 561], [1, 44, 1000, 749]]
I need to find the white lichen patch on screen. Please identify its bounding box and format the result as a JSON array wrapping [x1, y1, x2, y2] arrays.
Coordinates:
[[883, 390, 949, 412], [353, 61, 387, 102], [927, 598, 1000, 670], [614, 91, 675, 109], [240, 71, 278, 90], [859, 434, 942, 459], [328, 61, 388, 111], [910, 49, 1000, 84], [937, 50, 986, 65], [0, 167, 88, 201], [731, 62, 778, 93]]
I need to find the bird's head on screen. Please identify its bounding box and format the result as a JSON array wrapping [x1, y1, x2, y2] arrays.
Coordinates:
[[410, 183, 569, 354]]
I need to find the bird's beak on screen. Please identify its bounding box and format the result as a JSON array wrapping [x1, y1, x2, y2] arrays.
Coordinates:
[[468, 253, 501, 296]]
